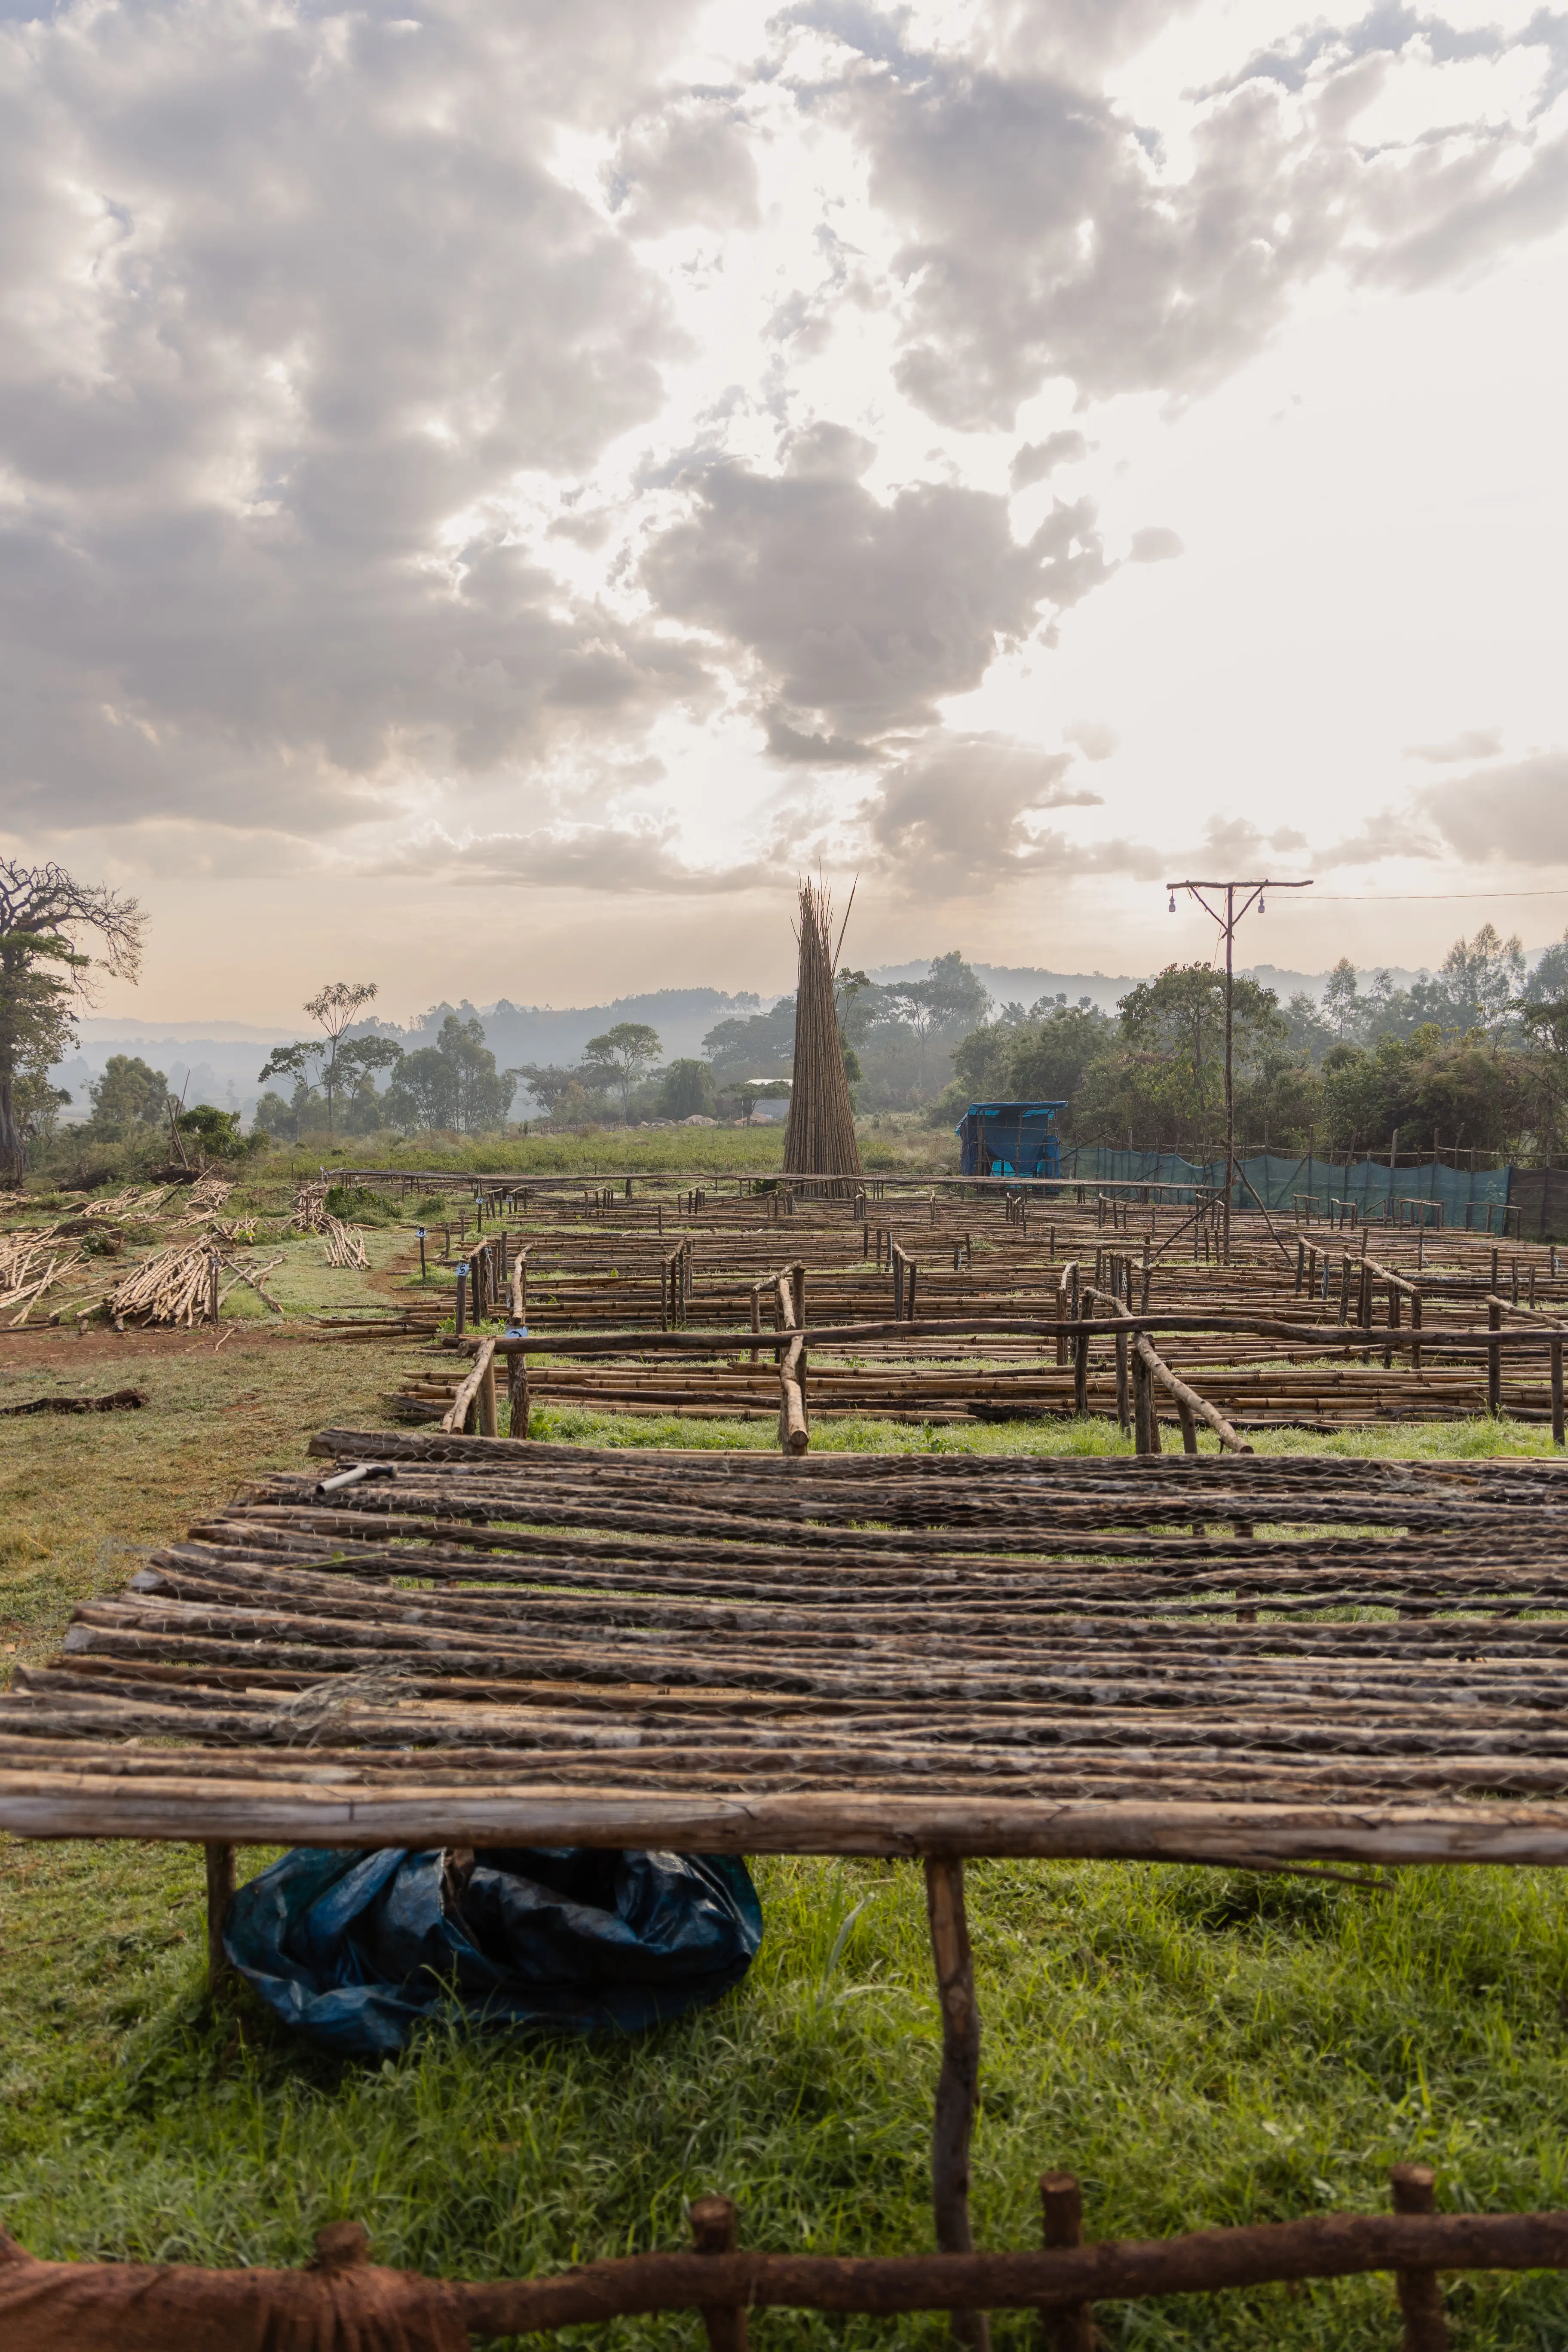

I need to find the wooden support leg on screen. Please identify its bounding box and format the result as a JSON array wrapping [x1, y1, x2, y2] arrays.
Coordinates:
[[689, 2194, 748, 2352], [1039, 2174, 1093, 2352], [1073, 1327, 1088, 1418], [508, 1357, 530, 1439], [205, 1841, 235, 1992], [924, 1856, 990, 2352], [1176, 1395, 1198, 1455], [1115, 1328, 1129, 1434], [1553, 1339, 1564, 1449], [1391, 2164, 1450, 2350], [477, 1350, 498, 1438], [1488, 1299, 1501, 1417]]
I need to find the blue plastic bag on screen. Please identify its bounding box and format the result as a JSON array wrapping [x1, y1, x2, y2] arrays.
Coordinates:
[[224, 1845, 762, 2056]]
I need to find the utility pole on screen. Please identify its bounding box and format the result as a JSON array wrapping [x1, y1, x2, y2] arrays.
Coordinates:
[[1163, 875, 1314, 1261]]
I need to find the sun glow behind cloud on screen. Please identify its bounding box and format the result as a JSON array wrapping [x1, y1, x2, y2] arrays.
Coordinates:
[[1, 0, 1567, 1014]]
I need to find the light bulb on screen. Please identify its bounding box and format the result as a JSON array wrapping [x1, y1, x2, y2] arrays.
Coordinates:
[[1259, 895, 1266, 913], [1167, 892, 1176, 913]]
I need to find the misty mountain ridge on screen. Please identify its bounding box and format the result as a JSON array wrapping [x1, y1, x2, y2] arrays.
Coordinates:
[[51, 949, 1550, 1121]]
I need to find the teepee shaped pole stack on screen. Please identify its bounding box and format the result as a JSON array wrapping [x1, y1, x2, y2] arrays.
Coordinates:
[[783, 881, 862, 1185]]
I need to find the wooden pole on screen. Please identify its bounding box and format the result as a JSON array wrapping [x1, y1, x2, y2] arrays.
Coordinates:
[[1040, 2174, 1093, 2352], [690, 2195, 749, 2352], [1391, 2165, 1450, 2351], [1488, 1298, 1502, 1417], [205, 1840, 235, 1991], [924, 1856, 990, 2352], [1554, 1338, 1564, 1449], [1115, 1326, 1130, 1434]]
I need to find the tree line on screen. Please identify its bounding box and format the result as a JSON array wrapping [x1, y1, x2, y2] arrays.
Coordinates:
[[946, 925, 1568, 1162], [7, 850, 1568, 1177]]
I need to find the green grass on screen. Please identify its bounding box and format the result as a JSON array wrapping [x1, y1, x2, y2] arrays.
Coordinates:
[[5, 1847, 1568, 2345], [6, 1343, 1568, 2341], [528, 1404, 1568, 1460], [0, 1326, 407, 1664]]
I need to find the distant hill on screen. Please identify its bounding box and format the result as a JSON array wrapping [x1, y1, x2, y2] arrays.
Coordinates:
[[57, 943, 1554, 1123]]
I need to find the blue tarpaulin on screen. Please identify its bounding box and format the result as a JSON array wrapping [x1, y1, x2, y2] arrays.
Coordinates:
[[225, 1844, 763, 2056], [956, 1101, 1065, 1178]]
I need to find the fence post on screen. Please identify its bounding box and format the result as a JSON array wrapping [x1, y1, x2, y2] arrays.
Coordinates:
[[1554, 1338, 1564, 1449], [205, 1842, 235, 1992], [1390, 2164, 1450, 2350], [1039, 2173, 1093, 2352], [455, 1263, 467, 1338], [1488, 1297, 1502, 1417], [689, 2195, 748, 2352], [1115, 1326, 1130, 1434], [924, 1856, 990, 2352]]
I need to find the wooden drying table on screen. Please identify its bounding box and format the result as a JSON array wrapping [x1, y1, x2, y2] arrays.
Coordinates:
[[7, 1433, 1568, 2305]]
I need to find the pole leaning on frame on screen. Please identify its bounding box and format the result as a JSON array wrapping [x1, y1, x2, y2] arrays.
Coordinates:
[[1163, 876, 1314, 1263]]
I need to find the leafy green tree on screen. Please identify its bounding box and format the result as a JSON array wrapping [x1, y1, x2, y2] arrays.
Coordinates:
[[703, 997, 795, 1077], [383, 1016, 513, 1135], [438, 1015, 514, 1132], [1323, 957, 1360, 1040], [1531, 928, 1568, 1001], [1281, 991, 1333, 1063], [0, 861, 145, 1180], [583, 1022, 662, 1121], [1434, 923, 1524, 1036], [88, 1054, 168, 1131], [176, 1103, 254, 1161], [879, 952, 990, 1096], [660, 1059, 716, 1118], [257, 982, 403, 1137], [253, 1089, 303, 1140], [511, 1063, 607, 1120], [1109, 965, 1285, 1147], [15, 1072, 72, 1151]]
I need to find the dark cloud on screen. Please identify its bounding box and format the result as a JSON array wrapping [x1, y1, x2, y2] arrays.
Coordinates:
[[609, 99, 762, 234], [374, 821, 770, 894], [0, 0, 704, 834], [643, 447, 1109, 741], [1314, 809, 1441, 866], [1421, 752, 1568, 864], [803, 6, 1568, 428], [1406, 729, 1504, 764], [858, 730, 1158, 892], [1063, 717, 1118, 761], [1011, 431, 1090, 489]]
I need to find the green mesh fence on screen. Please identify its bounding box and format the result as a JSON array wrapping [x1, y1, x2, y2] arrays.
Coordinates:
[[1054, 1148, 1511, 1230]]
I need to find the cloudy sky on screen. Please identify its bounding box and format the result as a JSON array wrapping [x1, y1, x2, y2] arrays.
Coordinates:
[[5, 0, 1568, 1020]]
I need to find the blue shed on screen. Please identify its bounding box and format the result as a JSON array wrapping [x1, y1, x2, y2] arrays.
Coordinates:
[[956, 1100, 1065, 1178]]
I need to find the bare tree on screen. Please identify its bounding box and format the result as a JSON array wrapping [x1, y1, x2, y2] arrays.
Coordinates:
[[0, 861, 145, 1181]]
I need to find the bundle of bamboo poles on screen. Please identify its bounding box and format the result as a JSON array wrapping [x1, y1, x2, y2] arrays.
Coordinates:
[[105, 1244, 220, 1326], [321, 1216, 369, 1271], [781, 880, 861, 1184], [175, 1176, 234, 1224], [0, 1233, 84, 1325], [291, 1181, 329, 1234]]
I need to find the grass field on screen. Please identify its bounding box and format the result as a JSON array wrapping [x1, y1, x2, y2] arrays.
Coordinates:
[[4, 1321, 1568, 2344]]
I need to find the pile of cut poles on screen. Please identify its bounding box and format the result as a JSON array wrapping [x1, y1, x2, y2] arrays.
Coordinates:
[[104, 1244, 285, 1326], [321, 1216, 370, 1271], [0, 1232, 85, 1326]]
